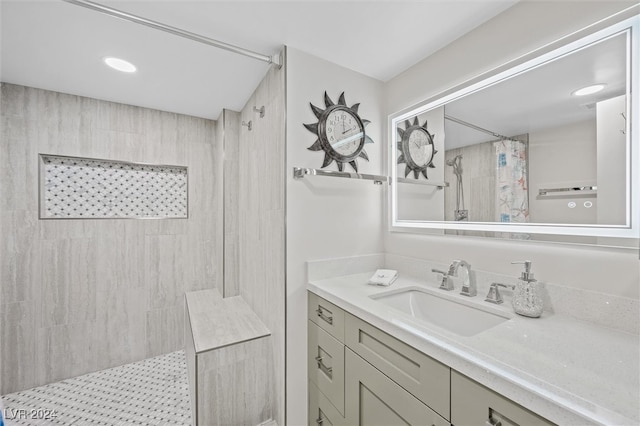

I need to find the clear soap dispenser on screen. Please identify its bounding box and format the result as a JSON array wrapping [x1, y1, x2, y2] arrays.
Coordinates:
[[511, 260, 543, 318]]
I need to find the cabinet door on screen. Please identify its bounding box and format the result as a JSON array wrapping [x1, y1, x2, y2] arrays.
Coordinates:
[[451, 371, 555, 426], [345, 348, 450, 426], [308, 320, 345, 414], [309, 382, 345, 426], [309, 292, 345, 342], [345, 313, 450, 420]]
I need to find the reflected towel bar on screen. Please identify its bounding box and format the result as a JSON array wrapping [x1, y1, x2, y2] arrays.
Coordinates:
[[293, 167, 388, 185], [538, 186, 597, 197], [395, 178, 449, 190]]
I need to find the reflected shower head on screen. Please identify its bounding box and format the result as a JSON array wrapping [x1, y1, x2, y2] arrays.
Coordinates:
[[447, 154, 463, 167]]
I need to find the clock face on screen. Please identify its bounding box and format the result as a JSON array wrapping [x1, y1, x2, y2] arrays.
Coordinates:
[[325, 107, 364, 157], [407, 128, 434, 167], [397, 117, 437, 179], [304, 92, 374, 172]]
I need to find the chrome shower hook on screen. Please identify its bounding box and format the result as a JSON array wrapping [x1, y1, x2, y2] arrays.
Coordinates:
[[253, 106, 265, 118], [241, 120, 252, 131]]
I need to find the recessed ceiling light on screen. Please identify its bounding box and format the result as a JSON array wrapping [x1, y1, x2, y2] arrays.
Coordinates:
[[103, 57, 137, 73], [571, 84, 606, 96]]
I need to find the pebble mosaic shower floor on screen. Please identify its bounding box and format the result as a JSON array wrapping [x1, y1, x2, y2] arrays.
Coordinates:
[[1, 351, 191, 426]]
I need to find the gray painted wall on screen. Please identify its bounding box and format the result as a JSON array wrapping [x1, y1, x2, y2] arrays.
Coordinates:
[[285, 46, 385, 425], [0, 83, 222, 394]]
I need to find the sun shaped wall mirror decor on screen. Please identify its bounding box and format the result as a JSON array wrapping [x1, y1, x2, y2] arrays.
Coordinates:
[[304, 91, 373, 172], [397, 117, 437, 179]]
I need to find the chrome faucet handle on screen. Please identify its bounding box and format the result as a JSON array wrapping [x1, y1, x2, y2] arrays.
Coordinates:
[[447, 261, 459, 276], [431, 268, 454, 291], [485, 282, 515, 304]]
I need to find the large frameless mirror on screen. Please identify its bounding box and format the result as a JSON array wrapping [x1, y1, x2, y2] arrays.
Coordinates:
[[389, 15, 639, 246]]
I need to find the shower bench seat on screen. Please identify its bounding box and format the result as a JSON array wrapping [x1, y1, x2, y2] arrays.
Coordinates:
[[185, 289, 271, 426]]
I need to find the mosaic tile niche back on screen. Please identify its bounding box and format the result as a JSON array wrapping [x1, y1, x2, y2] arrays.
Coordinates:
[[40, 155, 188, 219]]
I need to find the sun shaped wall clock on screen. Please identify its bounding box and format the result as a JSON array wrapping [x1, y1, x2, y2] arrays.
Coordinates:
[[304, 91, 373, 172], [397, 117, 437, 179]]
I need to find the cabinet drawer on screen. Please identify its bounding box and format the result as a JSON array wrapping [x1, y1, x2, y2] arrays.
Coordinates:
[[308, 320, 345, 414], [345, 348, 450, 426], [345, 313, 451, 420], [309, 381, 345, 426], [451, 370, 555, 426], [308, 292, 345, 342]]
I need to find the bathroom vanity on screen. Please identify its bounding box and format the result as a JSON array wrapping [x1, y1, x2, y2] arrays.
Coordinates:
[[306, 259, 639, 426]]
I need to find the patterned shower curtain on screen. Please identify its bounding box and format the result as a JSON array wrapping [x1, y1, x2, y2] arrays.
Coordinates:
[[494, 139, 530, 225]]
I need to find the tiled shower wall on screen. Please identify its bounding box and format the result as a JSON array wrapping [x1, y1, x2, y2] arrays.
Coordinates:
[[0, 83, 222, 395], [238, 60, 285, 425], [220, 109, 240, 297]]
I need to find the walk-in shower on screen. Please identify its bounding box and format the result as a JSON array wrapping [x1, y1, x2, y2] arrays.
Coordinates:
[[0, 2, 284, 425]]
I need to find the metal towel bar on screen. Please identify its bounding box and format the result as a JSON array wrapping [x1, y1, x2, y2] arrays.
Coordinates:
[[293, 167, 449, 189], [538, 186, 597, 197]]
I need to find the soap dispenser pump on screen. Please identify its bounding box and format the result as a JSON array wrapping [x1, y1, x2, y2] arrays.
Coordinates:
[[511, 260, 543, 318]]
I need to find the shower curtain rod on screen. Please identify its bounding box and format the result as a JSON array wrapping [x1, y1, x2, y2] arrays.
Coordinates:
[[444, 114, 509, 141], [62, 0, 282, 68]]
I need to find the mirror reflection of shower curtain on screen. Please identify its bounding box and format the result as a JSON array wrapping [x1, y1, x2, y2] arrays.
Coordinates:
[[495, 140, 530, 237]]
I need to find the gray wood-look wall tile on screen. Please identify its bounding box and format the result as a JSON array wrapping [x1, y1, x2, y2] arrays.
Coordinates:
[[236, 60, 286, 426], [222, 109, 240, 298], [184, 299, 197, 422], [0, 83, 220, 394], [36, 320, 97, 385], [0, 302, 37, 394], [40, 239, 71, 328], [444, 142, 496, 222], [1, 211, 40, 304], [94, 287, 147, 371], [68, 238, 97, 324], [146, 304, 184, 358], [197, 336, 273, 426]]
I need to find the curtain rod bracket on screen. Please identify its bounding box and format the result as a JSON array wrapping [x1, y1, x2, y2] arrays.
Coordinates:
[[270, 52, 283, 69]]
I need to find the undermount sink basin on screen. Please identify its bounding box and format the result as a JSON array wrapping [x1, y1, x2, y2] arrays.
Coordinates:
[[370, 287, 510, 337]]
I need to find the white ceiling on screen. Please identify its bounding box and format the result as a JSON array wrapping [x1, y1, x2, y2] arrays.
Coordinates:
[[1, 0, 517, 120], [444, 31, 627, 148]]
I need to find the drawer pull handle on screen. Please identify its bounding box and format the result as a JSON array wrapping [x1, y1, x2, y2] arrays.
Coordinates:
[[315, 355, 333, 378], [315, 417, 323, 425], [487, 408, 506, 426], [316, 307, 333, 325]]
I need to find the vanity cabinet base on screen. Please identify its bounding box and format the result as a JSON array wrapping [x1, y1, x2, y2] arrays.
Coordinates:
[[307, 291, 557, 426], [345, 348, 450, 426], [309, 381, 346, 426], [451, 370, 555, 426]]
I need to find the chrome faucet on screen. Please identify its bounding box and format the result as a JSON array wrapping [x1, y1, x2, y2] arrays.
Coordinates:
[[450, 260, 476, 297]]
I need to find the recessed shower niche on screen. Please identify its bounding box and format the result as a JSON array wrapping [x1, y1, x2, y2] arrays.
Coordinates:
[[39, 154, 188, 219]]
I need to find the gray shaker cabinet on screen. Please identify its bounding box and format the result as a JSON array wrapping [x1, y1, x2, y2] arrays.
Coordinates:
[[344, 348, 450, 426], [307, 292, 555, 426], [451, 371, 555, 426]]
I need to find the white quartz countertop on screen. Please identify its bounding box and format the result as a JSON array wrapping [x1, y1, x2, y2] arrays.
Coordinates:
[[308, 272, 640, 426]]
